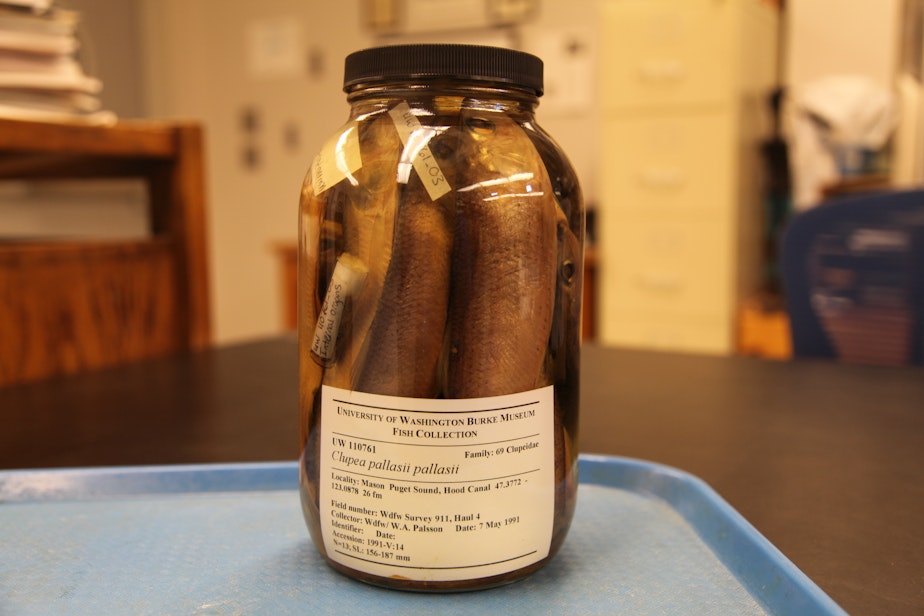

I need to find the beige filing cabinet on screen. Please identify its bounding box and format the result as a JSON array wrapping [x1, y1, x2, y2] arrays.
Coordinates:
[[596, 0, 779, 354]]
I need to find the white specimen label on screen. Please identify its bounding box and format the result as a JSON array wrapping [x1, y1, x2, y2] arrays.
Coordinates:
[[319, 384, 555, 582]]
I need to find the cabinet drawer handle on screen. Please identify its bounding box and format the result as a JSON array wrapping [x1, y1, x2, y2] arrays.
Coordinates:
[[637, 271, 683, 292], [639, 167, 686, 189], [638, 60, 687, 83]]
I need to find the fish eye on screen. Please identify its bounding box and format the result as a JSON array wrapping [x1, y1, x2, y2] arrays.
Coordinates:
[[465, 116, 495, 135], [560, 259, 576, 284], [431, 139, 454, 159]]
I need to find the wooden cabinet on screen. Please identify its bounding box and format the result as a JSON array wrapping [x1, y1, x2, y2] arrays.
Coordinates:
[[0, 118, 211, 385], [597, 0, 779, 354]]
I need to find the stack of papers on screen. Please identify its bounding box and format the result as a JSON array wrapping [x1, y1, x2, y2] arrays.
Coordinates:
[[0, 0, 115, 124]]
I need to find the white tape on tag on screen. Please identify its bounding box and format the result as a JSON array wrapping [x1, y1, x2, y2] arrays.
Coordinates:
[[311, 122, 362, 195]]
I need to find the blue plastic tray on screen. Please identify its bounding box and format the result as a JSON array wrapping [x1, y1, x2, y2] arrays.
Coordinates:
[[0, 454, 846, 615]]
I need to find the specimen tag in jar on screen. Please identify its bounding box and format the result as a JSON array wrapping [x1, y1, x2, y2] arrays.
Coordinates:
[[310, 253, 368, 364], [388, 102, 451, 201], [311, 122, 363, 195], [318, 384, 555, 582]]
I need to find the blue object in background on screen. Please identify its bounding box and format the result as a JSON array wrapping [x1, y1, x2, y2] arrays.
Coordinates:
[[782, 189, 924, 364]]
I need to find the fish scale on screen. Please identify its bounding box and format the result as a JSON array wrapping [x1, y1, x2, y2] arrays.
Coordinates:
[[448, 110, 558, 399]]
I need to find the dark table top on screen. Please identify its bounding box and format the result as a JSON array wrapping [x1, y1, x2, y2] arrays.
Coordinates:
[[2, 337, 922, 614]]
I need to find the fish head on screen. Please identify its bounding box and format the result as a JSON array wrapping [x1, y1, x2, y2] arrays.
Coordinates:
[[343, 112, 403, 209], [458, 109, 548, 197]]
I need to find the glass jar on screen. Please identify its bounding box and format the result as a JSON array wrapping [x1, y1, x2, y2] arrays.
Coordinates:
[[298, 44, 583, 591]]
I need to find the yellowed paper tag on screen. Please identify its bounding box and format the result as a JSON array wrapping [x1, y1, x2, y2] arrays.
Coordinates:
[[388, 102, 451, 201], [311, 122, 362, 195], [310, 253, 368, 363]]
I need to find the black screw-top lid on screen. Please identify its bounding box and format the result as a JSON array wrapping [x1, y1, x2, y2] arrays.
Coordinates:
[[343, 44, 544, 96]]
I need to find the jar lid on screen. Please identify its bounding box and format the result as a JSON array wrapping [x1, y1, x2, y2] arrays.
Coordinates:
[[343, 44, 543, 96]]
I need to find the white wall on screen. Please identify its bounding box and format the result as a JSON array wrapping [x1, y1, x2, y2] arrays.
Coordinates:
[[785, 0, 902, 89], [139, 0, 372, 343]]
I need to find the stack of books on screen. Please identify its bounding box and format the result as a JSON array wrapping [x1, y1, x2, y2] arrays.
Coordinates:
[[0, 0, 115, 123]]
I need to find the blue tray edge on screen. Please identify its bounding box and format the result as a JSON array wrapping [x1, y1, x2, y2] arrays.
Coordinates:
[[579, 454, 849, 616], [1, 454, 848, 616], [0, 461, 299, 501]]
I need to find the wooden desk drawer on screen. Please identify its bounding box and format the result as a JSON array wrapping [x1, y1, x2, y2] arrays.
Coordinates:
[[0, 239, 183, 385]]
